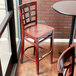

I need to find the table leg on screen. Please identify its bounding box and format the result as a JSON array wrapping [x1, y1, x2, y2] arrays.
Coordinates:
[[69, 16, 76, 64], [59, 16, 76, 63], [69, 16, 76, 46]]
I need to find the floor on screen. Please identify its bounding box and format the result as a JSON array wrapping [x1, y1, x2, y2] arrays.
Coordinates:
[[15, 42, 76, 76]]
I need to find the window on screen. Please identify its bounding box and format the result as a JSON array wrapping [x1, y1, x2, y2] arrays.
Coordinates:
[[0, 0, 22, 75]]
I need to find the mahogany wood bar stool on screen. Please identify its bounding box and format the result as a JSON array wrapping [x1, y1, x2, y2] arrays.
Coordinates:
[[57, 45, 75, 76], [18, 1, 54, 74]]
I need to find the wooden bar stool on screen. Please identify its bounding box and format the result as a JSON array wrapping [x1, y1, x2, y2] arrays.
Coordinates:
[[57, 45, 75, 76], [18, 1, 54, 74]]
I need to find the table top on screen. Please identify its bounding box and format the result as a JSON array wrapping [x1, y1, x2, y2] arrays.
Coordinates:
[[52, 1, 76, 16]]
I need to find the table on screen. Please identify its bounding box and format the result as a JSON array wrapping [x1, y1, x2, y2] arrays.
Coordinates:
[[52, 1, 76, 61]]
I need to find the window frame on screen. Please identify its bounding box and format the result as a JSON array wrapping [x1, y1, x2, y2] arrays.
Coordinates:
[[0, 0, 22, 75]]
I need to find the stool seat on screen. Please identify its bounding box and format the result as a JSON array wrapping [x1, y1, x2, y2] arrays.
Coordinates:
[[24, 24, 54, 39]]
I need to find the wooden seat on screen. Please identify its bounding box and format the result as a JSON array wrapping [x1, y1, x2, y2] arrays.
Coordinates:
[[24, 24, 54, 39], [57, 45, 75, 76], [18, 1, 54, 74]]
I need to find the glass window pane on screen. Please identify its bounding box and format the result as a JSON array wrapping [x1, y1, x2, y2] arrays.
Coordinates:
[[0, 27, 12, 76], [0, 0, 12, 75]]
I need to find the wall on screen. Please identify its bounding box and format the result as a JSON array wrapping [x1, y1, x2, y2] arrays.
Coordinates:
[[22, 0, 74, 39]]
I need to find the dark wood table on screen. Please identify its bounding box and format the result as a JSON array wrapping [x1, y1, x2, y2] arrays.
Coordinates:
[[52, 1, 76, 61]]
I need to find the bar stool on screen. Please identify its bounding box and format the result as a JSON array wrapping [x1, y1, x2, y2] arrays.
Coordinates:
[[18, 1, 54, 74]]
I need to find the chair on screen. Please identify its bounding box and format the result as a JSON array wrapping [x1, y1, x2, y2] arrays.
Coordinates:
[[57, 45, 75, 76], [18, 1, 54, 74]]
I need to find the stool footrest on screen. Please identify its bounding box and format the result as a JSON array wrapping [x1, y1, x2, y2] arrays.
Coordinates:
[[39, 51, 52, 61], [24, 37, 36, 46], [39, 46, 49, 52], [24, 54, 36, 62], [24, 46, 34, 52]]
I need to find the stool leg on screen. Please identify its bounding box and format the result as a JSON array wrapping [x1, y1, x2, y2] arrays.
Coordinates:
[[50, 32, 54, 64], [21, 42, 24, 63], [34, 41, 36, 55], [35, 39, 39, 74]]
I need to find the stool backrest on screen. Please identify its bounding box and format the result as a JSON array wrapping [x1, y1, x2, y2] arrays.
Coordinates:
[[57, 45, 75, 76], [18, 1, 37, 28]]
